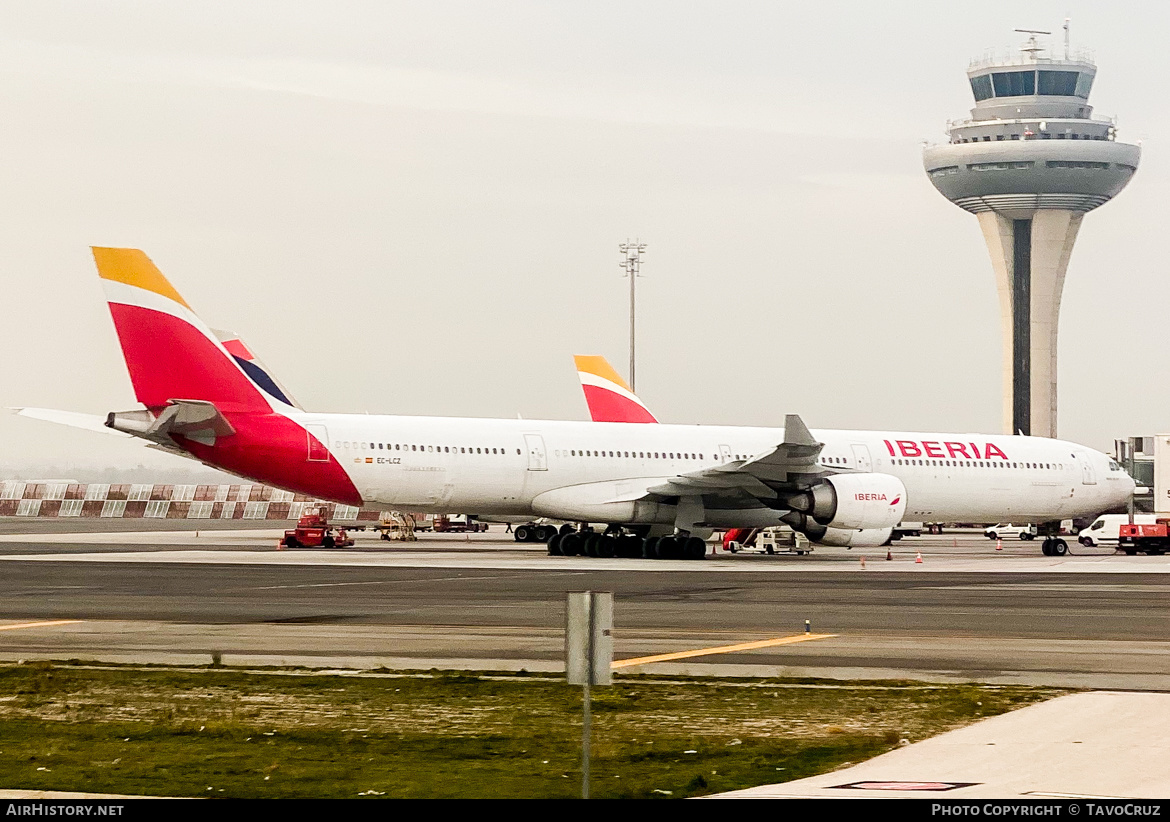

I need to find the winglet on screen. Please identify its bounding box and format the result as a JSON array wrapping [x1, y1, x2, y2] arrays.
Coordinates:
[[783, 414, 818, 447], [574, 355, 658, 424]]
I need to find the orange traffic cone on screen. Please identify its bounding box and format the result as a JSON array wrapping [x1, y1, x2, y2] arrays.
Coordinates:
[[915, 550, 923, 564], [886, 548, 893, 561], [276, 539, 285, 551], [996, 538, 1002, 551], [860, 555, 866, 569]]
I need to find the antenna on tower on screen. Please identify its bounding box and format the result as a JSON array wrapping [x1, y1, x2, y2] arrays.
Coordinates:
[[1014, 28, 1051, 60], [1063, 18, 1071, 60]]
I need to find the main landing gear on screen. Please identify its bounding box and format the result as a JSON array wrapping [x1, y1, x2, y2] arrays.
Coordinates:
[[546, 526, 708, 560], [512, 523, 558, 543]]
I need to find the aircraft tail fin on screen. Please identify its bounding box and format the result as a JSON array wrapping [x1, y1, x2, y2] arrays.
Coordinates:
[[213, 329, 302, 410], [573, 355, 658, 424], [92, 248, 271, 414]]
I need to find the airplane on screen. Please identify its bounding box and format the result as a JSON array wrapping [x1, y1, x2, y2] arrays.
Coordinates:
[[22, 248, 1135, 560]]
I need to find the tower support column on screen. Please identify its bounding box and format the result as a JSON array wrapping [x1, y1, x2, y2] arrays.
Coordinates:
[[977, 209, 1083, 438]]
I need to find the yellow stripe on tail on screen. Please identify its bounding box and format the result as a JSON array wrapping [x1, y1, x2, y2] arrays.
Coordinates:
[[92, 247, 193, 310], [573, 355, 633, 392]]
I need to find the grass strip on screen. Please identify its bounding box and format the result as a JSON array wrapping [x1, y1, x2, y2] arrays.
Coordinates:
[[0, 661, 1066, 799]]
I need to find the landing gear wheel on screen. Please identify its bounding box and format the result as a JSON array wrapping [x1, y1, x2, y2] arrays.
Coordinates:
[[1041, 539, 1053, 556], [514, 525, 532, 542], [642, 537, 660, 559], [597, 536, 616, 558], [620, 534, 642, 558], [657, 536, 679, 559], [584, 533, 602, 557], [535, 526, 554, 542], [560, 532, 584, 557], [559, 524, 575, 536], [547, 533, 564, 556], [683, 536, 707, 560], [1052, 539, 1068, 556]]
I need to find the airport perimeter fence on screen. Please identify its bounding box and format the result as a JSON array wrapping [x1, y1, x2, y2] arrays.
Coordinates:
[[0, 480, 408, 523]]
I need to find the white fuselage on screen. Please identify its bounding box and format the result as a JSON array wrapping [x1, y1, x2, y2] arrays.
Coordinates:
[[300, 413, 1132, 526]]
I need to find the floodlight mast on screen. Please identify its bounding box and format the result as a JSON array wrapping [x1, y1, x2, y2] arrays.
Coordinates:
[[618, 240, 647, 392]]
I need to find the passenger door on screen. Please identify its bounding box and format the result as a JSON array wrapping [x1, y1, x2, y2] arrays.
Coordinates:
[[305, 424, 330, 462], [523, 434, 548, 471], [851, 444, 872, 472], [1073, 452, 1097, 485]]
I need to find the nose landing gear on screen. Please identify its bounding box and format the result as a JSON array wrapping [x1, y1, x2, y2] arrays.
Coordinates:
[[1041, 537, 1069, 556]]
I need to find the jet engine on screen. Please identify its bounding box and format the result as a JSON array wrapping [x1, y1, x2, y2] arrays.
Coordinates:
[[784, 473, 906, 531]]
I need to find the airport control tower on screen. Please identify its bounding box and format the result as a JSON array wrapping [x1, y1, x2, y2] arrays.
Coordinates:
[[923, 28, 1139, 438]]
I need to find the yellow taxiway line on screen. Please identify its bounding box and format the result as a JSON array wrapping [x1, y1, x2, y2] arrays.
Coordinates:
[[0, 620, 82, 632], [612, 632, 837, 669]]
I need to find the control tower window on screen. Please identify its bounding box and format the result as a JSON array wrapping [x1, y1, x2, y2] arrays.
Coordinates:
[[970, 74, 993, 101], [992, 70, 1035, 97], [1038, 70, 1079, 97], [1074, 73, 1094, 98]]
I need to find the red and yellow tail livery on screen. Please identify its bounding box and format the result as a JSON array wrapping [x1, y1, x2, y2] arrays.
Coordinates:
[[93, 247, 361, 505], [573, 355, 658, 424]]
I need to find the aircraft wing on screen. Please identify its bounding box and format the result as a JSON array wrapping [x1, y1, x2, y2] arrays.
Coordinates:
[[611, 414, 830, 511]]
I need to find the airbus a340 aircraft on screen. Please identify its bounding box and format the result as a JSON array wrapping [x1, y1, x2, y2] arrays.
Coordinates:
[[25, 248, 1134, 560]]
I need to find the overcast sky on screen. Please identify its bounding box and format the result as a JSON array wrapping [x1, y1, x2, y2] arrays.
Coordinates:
[[1, 0, 1167, 475]]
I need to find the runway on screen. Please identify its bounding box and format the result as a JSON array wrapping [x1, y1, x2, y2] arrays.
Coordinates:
[[0, 525, 1166, 689]]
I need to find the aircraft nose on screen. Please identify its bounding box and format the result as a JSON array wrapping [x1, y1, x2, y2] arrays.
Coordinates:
[[1121, 470, 1137, 504]]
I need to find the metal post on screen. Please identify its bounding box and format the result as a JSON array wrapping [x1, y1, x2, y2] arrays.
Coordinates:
[[618, 241, 646, 392], [582, 606, 592, 800], [566, 591, 613, 800]]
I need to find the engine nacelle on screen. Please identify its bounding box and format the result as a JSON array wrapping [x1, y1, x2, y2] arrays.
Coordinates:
[[814, 526, 893, 548], [778, 513, 894, 548], [788, 473, 907, 531]]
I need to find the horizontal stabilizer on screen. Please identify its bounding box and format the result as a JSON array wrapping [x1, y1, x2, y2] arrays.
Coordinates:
[[12, 407, 133, 437]]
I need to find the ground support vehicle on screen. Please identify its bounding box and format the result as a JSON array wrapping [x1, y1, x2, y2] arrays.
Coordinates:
[[892, 521, 923, 540], [375, 513, 419, 541], [1080, 514, 1155, 547], [984, 523, 1037, 541], [281, 511, 355, 549], [432, 515, 488, 533], [723, 527, 812, 555], [1118, 520, 1170, 555]]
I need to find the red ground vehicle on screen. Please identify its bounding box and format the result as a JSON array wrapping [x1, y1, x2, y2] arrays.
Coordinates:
[[281, 511, 356, 549], [1117, 520, 1170, 555]]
